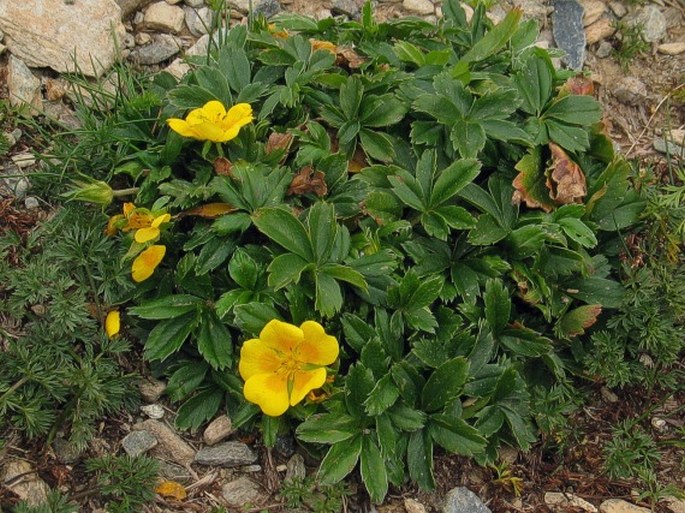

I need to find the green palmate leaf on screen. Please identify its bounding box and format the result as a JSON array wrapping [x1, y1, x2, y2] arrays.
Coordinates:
[[421, 357, 470, 412], [388, 172, 425, 211], [267, 253, 310, 289], [394, 40, 425, 66], [166, 361, 209, 402], [484, 278, 510, 335], [346, 363, 376, 419], [544, 95, 602, 126], [429, 414, 487, 456], [315, 271, 343, 317], [167, 85, 219, 109], [413, 94, 462, 124], [361, 95, 408, 127], [308, 202, 337, 264], [321, 264, 368, 291], [546, 119, 590, 152], [459, 8, 523, 64], [514, 50, 554, 115], [197, 311, 233, 370], [196, 237, 235, 275], [233, 303, 281, 335], [435, 205, 477, 229], [212, 212, 252, 235], [340, 76, 364, 120], [451, 121, 486, 159], [468, 213, 510, 245], [557, 304, 602, 338], [360, 435, 389, 504], [175, 388, 223, 432], [567, 277, 624, 308], [558, 217, 597, 247], [430, 159, 481, 208], [501, 406, 537, 450], [129, 295, 203, 320], [144, 312, 198, 362], [229, 250, 260, 290], [318, 435, 363, 485], [296, 413, 360, 443], [221, 48, 251, 92], [342, 313, 377, 354], [194, 66, 232, 106], [252, 207, 314, 261], [364, 374, 400, 416], [360, 129, 395, 162], [407, 430, 435, 490]]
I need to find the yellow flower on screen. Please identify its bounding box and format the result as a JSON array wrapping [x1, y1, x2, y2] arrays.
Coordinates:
[[239, 319, 339, 417], [131, 245, 166, 282], [310, 39, 337, 55], [105, 310, 120, 338], [167, 101, 254, 143], [134, 213, 171, 243]]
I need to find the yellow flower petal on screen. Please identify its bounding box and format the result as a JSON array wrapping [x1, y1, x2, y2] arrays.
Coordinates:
[[192, 122, 228, 143], [125, 211, 155, 231], [244, 373, 290, 417], [105, 214, 124, 236], [152, 213, 171, 228], [134, 226, 160, 243], [299, 321, 339, 366], [202, 100, 228, 120], [167, 118, 196, 138], [105, 310, 120, 339], [123, 202, 135, 216], [238, 338, 282, 381], [259, 319, 303, 353], [131, 245, 166, 282], [289, 368, 327, 406]]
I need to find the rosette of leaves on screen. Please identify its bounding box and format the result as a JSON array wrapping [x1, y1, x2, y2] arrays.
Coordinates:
[[89, 0, 646, 501]]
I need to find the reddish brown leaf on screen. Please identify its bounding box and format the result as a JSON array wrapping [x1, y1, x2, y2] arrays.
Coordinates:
[[287, 166, 328, 197], [547, 143, 587, 205], [512, 148, 555, 212], [558, 304, 602, 337], [213, 157, 233, 177], [182, 203, 235, 218], [348, 146, 369, 173], [265, 131, 294, 158], [562, 75, 595, 96]]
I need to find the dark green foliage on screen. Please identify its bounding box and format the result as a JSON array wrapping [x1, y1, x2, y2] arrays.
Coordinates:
[[12, 491, 78, 513], [603, 420, 660, 479], [0, 205, 136, 449], [85, 455, 159, 513]]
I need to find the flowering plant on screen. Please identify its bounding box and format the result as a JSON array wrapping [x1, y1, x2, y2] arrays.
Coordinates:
[[95, 0, 640, 503]]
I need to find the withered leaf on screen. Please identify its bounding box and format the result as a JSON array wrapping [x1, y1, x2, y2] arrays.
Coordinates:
[[181, 203, 235, 218], [512, 148, 555, 212], [558, 304, 602, 337], [213, 157, 233, 177], [336, 47, 365, 69], [561, 75, 595, 96], [547, 143, 587, 205], [287, 166, 328, 197], [348, 146, 369, 173], [265, 131, 294, 157]]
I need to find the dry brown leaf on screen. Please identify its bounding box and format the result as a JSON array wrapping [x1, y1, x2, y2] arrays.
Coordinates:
[[213, 157, 233, 177], [287, 166, 328, 197], [561, 75, 595, 96], [182, 203, 235, 218], [155, 480, 187, 500], [547, 143, 587, 205], [265, 131, 294, 158], [336, 47, 365, 69], [348, 146, 369, 173]]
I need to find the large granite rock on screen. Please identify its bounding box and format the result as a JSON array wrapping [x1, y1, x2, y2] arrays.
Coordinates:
[[0, 0, 126, 77]]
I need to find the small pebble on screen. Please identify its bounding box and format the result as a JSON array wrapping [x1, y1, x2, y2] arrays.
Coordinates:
[[596, 40, 613, 59], [11, 153, 36, 169], [141, 404, 165, 419], [121, 430, 158, 457], [657, 42, 685, 56], [651, 417, 667, 432], [24, 196, 40, 209]]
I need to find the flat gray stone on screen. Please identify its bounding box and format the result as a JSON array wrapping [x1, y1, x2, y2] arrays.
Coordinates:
[[331, 0, 363, 18], [158, 460, 193, 483], [403, 0, 434, 15], [614, 76, 648, 106], [24, 196, 40, 209], [130, 34, 182, 65], [134, 419, 195, 466], [221, 476, 265, 507], [285, 453, 306, 482], [122, 430, 158, 457], [7, 56, 42, 114], [552, 0, 586, 70], [229, 0, 280, 16], [194, 441, 257, 467], [625, 5, 667, 43], [184, 6, 214, 37], [443, 487, 491, 513], [141, 403, 165, 419]]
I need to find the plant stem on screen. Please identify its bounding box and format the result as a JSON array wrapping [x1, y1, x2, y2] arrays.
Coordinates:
[[0, 376, 29, 405], [112, 187, 140, 198]]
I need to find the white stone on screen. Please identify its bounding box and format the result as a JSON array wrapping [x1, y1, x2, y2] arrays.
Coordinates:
[[545, 492, 598, 512], [7, 56, 42, 114], [185, 0, 204, 6], [185, 6, 214, 36], [599, 499, 652, 513], [165, 58, 191, 79], [141, 403, 165, 419], [143, 2, 186, 33], [403, 0, 434, 15], [11, 153, 36, 169], [2, 460, 50, 507], [658, 42, 685, 55], [24, 196, 40, 209], [609, 1, 627, 18], [0, 0, 126, 78]]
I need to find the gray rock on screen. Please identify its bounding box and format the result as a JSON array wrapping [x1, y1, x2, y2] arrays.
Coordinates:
[[241, 464, 262, 472], [402, 0, 434, 15], [229, 0, 280, 16], [194, 441, 257, 467], [608, 1, 626, 18], [285, 453, 306, 482], [185, 0, 204, 6], [141, 403, 165, 419], [552, 0, 586, 70], [203, 415, 233, 446], [2, 460, 50, 507], [653, 137, 685, 159], [614, 76, 648, 106], [184, 6, 214, 36], [134, 419, 195, 466], [0, 0, 126, 78], [274, 434, 295, 457], [116, 0, 154, 18], [143, 1, 186, 33], [52, 438, 81, 464], [122, 32, 136, 49], [443, 487, 491, 513], [138, 377, 166, 402], [7, 56, 43, 114], [625, 5, 667, 43], [221, 476, 265, 507], [24, 196, 40, 209], [331, 0, 362, 18], [130, 34, 182, 65], [43, 101, 82, 130], [158, 460, 193, 483], [596, 40, 613, 58], [545, 492, 598, 512], [122, 430, 158, 457], [1, 164, 30, 199]]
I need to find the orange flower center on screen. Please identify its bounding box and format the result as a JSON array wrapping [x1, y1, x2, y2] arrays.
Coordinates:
[[277, 349, 302, 376]]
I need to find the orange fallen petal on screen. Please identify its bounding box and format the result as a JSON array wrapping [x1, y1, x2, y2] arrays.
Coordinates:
[[155, 480, 187, 500]]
